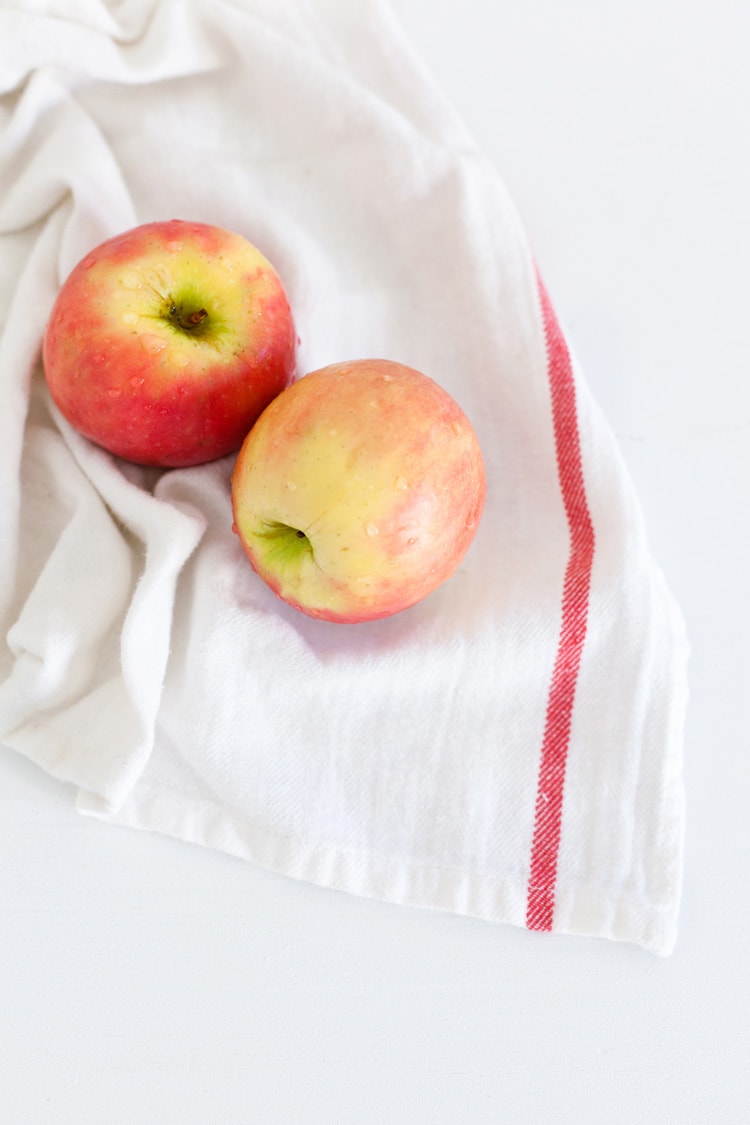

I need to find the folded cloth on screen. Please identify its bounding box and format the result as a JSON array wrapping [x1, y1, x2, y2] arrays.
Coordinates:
[[0, 0, 688, 954]]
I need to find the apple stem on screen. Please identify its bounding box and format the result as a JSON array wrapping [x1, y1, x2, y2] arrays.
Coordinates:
[[168, 302, 209, 332]]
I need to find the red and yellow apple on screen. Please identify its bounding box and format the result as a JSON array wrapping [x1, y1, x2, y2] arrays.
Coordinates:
[[230, 359, 486, 623], [43, 219, 296, 467]]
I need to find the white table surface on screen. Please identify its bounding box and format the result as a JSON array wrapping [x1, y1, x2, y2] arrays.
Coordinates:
[[2, 1, 749, 1121]]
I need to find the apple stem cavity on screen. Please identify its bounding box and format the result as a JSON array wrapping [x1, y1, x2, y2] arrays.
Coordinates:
[[255, 520, 315, 569], [163, 294, 213, 338]]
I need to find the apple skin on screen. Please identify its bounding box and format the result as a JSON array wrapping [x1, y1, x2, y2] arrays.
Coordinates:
[[42, 219, 296, 467], [230, 359, 486, 623]]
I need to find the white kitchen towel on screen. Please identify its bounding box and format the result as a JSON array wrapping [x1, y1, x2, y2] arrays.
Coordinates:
[[0, 0, 688, 954]]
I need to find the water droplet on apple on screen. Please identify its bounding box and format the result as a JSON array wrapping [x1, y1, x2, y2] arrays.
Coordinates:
[[130, 376, 145, 388], [465, 517, 475, 530], [231, 521, 238, 534], [108, 387, 122, 398], [396, 476, 408, 491], [82, 256, 96, 270], [167, 240, 183, 252], [122, 312, 139, 326], [407, 536, 418, 546], [140, 333, 167, 355], [451, 419, 463, 436], [381, 373, 394, 382], [93, 353, 105, 365], [121, 271, 142, 290], [366, 522, 379, 538], [286, 481, 297, 491]]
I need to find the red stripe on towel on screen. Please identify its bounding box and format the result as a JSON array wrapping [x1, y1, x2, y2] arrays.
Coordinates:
[[526, 276, 595, 932]]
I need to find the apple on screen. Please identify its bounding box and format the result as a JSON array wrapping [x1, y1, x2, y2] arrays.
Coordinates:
[[42, 219, 296, 467], [230, 358, 486, 623]]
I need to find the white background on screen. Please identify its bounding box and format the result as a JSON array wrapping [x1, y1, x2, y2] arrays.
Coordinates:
[[2, 1, 749, 1121]]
